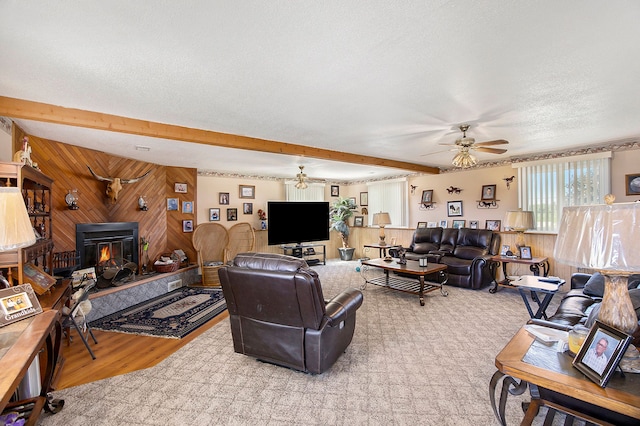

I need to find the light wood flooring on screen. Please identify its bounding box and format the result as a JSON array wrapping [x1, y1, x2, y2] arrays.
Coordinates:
[[54, 310, 229, 390]]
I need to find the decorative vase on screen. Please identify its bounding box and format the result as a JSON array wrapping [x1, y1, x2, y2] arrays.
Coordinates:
[[260, 220, 267, 230], [599, 273, 638, 335]]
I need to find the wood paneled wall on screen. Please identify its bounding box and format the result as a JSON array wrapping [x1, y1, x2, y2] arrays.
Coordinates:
[[13, 127, 197, 268]]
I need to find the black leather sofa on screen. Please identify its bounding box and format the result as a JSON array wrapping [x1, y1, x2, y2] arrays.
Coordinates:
[[218, 252, 363, 374], [395, 227, 500, 290]]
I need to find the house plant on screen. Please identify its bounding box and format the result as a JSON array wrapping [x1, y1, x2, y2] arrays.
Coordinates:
[[330, 197, 357, 260]]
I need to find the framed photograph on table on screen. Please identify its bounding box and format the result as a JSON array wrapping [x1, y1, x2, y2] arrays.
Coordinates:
[[0, 284, 43, 327], [447, 201, 463, 217], [573, 320, 632, 387], [417, 222, 427, 228], [519, 246, 532, 260], [452, 220, 465, 229], [427, 221, 437, 228], [439, 220, 448, 228], [469, 220, 479, 229], [21, 263, 56, 295], [486, 220, 501, 231]]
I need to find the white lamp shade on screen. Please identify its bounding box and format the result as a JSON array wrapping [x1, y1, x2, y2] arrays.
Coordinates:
[[373, 212, 391, 226], [504, 210, 534, 231], [553, 202, 640, 271], [0, 187, 36, 251]]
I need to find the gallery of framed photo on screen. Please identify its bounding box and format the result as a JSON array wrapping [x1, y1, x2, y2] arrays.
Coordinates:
[[421, 190, 433, 204], [209, 208, 220, 221], [481, 184, 496, 200], [219, 192, 230, 205], [360, 192, 368, 206], [573, 320, 632, 387], [227, 208, 238, 221], [239, 185, 255, 199], [182, 220, 193, 233], [447, 200, 463, 217], [331, 185, 339, 197], [174, 183, 187, 193], [353, 216, 364, 227], [452, 220, 465, 229], [486, 219, 501, 231], [625, 173, 640, 195], [519, 246, 532, 259], [0, 284, 43, 327], [182, 201, 193, 214]]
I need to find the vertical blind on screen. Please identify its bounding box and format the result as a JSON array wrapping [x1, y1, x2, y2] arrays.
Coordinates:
[[514, 152, 611, 232], [366, 179, 408, 227], [285, 182, 326, 201]]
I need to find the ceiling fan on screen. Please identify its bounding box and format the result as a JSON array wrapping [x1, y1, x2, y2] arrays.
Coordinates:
[[442, 124, 509, 168]]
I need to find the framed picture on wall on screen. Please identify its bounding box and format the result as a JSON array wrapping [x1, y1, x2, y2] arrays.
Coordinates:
[[227, 208, 238, 221], [481, 184, 496, 200], [439, 220, 448, 228], [625, 173, 640, 195], [167, 198, 179, 211], [209, 208, 220, 221], [219, 192, 229, 205], [331, 185, 339, 197], [354, 216, 364, 227], [469, 220, 479, 229], [182, 201, 193, 214], [243, 203, 253, 214], [447, 201, 463, 217], [239, 185, 255, 199], [174, 183, 187, 193], [360, 192, 368, 206], [182, 220, 193, 233]]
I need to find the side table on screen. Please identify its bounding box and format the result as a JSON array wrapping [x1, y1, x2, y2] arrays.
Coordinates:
[[363, 244, 399, 259], [511, 275, 565, 319], [489, 255, 550, 293]]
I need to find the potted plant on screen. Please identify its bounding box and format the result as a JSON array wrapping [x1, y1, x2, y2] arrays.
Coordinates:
[[330, 197, 357, 260]]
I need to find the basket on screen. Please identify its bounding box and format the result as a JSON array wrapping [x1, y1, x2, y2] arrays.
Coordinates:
[[154, 253, 179, 273]]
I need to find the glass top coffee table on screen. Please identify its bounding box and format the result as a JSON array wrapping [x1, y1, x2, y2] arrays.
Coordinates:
[[360, 258, 448, 306]]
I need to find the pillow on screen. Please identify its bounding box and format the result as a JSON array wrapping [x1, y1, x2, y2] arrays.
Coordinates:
[[583, 272, 605, 297], [628, 274, 640, 289]]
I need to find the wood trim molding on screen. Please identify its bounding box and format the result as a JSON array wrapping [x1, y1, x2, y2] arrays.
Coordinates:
[[0, 96, 439, 175]]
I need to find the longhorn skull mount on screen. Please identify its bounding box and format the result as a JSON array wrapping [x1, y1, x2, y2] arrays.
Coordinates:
[[87, 166, 152, 204]]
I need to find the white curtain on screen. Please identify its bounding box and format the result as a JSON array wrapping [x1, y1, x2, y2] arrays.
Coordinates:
[[514, 152, 611, 232], [285, 182, 326, 201], [366, 178, 408, 227]]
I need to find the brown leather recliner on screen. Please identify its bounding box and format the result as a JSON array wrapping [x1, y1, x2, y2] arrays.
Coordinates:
[[218, 252, 363, 374]]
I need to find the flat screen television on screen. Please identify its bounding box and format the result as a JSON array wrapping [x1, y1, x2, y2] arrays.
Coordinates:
[[267, 201, 330, 246]]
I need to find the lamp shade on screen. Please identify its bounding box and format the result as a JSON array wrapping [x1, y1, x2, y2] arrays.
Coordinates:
[[553, 202, 640, 271], [504, 210, 534, 232], [372, 212, 391, 226], [0, 187, 36, 251]]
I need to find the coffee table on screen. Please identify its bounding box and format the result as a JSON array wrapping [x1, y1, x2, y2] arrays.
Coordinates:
[[360, 258, 448, 306]]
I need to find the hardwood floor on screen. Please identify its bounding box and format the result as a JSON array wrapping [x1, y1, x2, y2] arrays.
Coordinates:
[[54, 310, 229, 390]]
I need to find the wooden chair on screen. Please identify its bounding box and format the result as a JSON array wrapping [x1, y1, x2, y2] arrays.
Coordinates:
[[192, 223, 229, 287], [224, 222, 256, 264]]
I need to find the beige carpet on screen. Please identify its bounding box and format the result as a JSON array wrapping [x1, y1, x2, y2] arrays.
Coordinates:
[[39, 259, 564, 426]]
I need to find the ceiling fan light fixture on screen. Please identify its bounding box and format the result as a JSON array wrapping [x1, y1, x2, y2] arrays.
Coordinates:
[[452, 150, 477, 168], [295, 165, 308, 189]]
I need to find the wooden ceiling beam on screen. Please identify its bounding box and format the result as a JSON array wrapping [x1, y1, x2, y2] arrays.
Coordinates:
[[0, 96, 439, 175]]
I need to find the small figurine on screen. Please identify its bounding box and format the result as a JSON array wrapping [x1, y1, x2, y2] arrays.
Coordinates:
[[13, 136, 33, 166], [138, 195, 148, 211]]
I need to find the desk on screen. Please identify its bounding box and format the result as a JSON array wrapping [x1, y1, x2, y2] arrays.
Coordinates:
[[490, 327, 640, 425], [489, 255, 550, 293], [363, 244, 399, 258]]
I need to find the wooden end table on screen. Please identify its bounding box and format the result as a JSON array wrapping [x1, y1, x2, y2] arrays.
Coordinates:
[[490, 327, 640, 425], [360, 258, 447, 306], [489, 255, 550, 293], [363, 244, 399, 259]]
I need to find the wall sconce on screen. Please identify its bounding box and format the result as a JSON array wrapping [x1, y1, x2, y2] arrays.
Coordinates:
[[65, 189, 79, 210], [138, 195, 148, 211]]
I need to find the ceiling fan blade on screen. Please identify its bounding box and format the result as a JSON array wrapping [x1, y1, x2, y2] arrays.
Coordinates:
[[475, 139, 509, 146], [474, 147, 508, 154], [420, 148, 457, 157]]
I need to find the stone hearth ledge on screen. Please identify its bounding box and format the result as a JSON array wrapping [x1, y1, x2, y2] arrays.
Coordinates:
[[85, 265, 200, 322]]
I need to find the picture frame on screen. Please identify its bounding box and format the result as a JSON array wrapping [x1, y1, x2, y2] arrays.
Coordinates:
[[452, 219, 465, 229], [0, 284, 43, 327], [243, 202, 253, 214], [348, 197, 357, 209], [239, 185, 255, 199], [421, 189, 433, 204], [500, 244, 511, 256], [227, 208, 238, 221], [219, 192, 230, 205], [360, 192, 368, 206], [354, 216, 364, 227], [182, 201, 193, 214], [447, 200, 463, 217], [209, 208, 220, 221], [469, 220, 479, 229], [486, 219, 501, 231], [167, 198, 179, 211], [182, 220, 193, 233], [417, 222, 427, 228], [439, 220, 448, 228], [625, 173, 640, 195], [21, 263, 56, 295], [519, 245, 532, 259], [573, 320, 632, 387], [174, 183, 187, 193], [331, 185, 339, 197], [481, 184, 497, 200], [427, 221, 437, 228]]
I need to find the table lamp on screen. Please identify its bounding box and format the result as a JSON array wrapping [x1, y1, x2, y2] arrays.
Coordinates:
[[504, 210, 534, 250], [553, 200, 640, 335], [372, 212, 392, 246], [0, 187, 37, 286]]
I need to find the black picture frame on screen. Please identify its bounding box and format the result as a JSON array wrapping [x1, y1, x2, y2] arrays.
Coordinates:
[[573, 320, 632, 387], [353, 216, 364, 227], [417, 222, 427, 228], [447, 200, 463, 217], [331, 185, 339, 197], [481, 184, 497, 201], [421, 190, 433, 204], [519, 246, 532, 259], [360, 192, 368, 206], [219, 192, 230, 205], [625, 173, 640, 195], [243, 202, 253, 214], [227, 208, 238, 221]]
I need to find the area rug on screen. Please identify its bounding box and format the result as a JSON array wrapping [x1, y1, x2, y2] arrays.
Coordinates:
[[89, 287, 226, 339]]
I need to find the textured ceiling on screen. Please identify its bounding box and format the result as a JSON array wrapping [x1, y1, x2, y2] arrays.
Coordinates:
[[2, 1, 640, 180]]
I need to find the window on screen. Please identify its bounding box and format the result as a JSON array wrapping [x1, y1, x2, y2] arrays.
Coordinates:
[[285, 182, 325, 201], [366, 179, 408, 227], [514, 152, 611, 232]]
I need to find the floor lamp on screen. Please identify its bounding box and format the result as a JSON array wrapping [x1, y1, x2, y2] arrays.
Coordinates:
[[372, 212, 391, 246], [0, 187, 37, 286], [554, 201, 640, 335]]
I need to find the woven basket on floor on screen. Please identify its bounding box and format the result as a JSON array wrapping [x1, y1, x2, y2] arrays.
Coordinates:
[[154, 253, 179, 273]]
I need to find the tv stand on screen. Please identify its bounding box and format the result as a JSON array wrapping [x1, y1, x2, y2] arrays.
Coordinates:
[[281, 244, 326, 266]]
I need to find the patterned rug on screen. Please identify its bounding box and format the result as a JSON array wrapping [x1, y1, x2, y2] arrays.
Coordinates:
[[89, 287, 226, 339]]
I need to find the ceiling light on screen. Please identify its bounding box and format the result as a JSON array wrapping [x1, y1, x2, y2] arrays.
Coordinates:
[[295, 165, 308, 189], [451, 149, 477, 168], [135, 145, 151, 151]]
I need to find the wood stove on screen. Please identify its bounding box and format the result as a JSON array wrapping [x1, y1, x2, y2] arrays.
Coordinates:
[[76, 222, 139, 271]]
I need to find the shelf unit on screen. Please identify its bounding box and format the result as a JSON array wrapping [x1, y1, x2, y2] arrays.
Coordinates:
[[282, 244, 326, 266], [0, 162, 54, 285]]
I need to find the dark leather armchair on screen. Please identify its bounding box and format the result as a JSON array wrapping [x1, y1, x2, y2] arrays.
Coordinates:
[[218, 252, 363, 374], [439, 228, 500, 289]]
